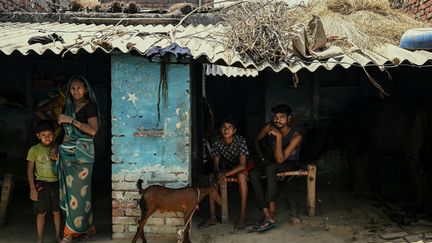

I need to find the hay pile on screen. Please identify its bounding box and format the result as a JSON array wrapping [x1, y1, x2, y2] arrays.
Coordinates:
[[221, 1, 307, 63], [69, 0, 140, 13], [219, 0, 429, 64]]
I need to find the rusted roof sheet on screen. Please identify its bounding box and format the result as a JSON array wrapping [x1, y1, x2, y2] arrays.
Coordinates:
[[205, 64, 258, 77], [1, 21, 432, 74]]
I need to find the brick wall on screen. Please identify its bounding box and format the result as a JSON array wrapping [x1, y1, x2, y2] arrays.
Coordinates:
[[111, 55, 191, 239], [394, 0, 432, 22], [111, 172, 186, 238], [0, 0, 48, 12]]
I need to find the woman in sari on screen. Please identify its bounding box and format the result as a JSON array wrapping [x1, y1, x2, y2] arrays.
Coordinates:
[[52, 76, 99, 243]]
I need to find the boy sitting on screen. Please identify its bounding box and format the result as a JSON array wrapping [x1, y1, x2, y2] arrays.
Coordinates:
[[199, 117, 252, 231]]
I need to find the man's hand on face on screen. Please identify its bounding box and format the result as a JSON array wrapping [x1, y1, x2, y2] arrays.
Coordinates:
[[268, 126, 282, 137]]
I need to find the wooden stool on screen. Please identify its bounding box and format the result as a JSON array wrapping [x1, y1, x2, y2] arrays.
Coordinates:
[[220, 164, 316, 223]]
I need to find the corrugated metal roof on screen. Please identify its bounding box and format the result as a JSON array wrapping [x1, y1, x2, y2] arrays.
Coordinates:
[[1, 21, 432, 74], [205, 64, 258, 77]]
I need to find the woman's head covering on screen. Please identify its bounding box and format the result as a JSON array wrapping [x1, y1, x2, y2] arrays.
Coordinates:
[[64, 75, 100, 133]]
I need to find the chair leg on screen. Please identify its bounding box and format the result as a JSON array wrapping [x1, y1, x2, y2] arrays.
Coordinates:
[[220, 180, 229, 223], [306, 165, 316, 217]]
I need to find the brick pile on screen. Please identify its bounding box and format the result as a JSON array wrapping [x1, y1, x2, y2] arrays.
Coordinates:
[[0, 0, 48, 12], [396, 0, 432, 22], [117, 0, 213, 10]]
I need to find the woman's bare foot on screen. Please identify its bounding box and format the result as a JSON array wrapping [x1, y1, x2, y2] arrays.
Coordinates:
[[79, 226, 96, 242], [60, 236, 72, 243]]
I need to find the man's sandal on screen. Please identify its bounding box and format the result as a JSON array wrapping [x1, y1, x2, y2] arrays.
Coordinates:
[[253, 217, 265, 230], [255, 220, 277, 232]]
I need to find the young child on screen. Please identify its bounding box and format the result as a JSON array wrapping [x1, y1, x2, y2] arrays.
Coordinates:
[[27, 120, 61, 243], [198, 117, 252, 231]]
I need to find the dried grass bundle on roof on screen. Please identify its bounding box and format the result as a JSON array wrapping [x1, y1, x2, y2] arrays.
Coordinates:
[[305, 0, 428, 50], [219, 0, 429, 64], [71, 0, 100, 10], [326, 0, 389, 14], [221, 1, 307, 63]]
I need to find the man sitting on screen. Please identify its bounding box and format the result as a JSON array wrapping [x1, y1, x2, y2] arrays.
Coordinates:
[[250, 104, 303, 232]]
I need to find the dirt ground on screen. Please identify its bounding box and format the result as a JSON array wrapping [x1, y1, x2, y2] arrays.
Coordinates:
[[1, 176, 432, 243]]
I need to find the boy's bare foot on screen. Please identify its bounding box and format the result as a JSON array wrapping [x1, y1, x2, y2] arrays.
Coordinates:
[[36, 239, 42, 243], [56, 235, 62, 243], [233, 217, 247, 231], [238, 216, 246, 225]]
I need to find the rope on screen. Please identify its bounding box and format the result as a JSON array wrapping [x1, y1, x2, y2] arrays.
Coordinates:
[[361, 66, 390, 98], [177, 188, 200, 243]]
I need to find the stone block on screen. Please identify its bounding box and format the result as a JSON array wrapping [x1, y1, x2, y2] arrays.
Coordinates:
[[112, 173, 124, 182], [113, 208, 125, 217], [125, 208, 141, 217], [113, 216, 137, 225], [128, 225, 137, 233], [124, 173, 141, 182], [165, 218, 185, 226], [147, 217, 165, 225], [124, 191, 141, 200], [112, 199, 121, 209], [144, 225, 179, 234], [112, 224, 125, 233], [118, 200, 138, 209], [112, 181, 137, 190], [153, 211, 178, 218], [112, 191, 124, 199], [112, 232, 135, 239]]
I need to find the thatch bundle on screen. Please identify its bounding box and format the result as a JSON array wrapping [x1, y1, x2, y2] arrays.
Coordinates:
[[221, 1, 308, 63], [306, 0, 428, 50], [326, 0, 390, 15], [219, 0, 429, 64]]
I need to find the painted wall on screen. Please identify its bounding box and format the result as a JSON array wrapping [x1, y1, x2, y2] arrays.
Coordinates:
[[111, 55, 191, 238]]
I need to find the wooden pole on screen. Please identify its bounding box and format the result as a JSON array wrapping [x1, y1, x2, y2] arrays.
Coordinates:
[[220, 180, 229, 223], [306, 165, 316, 217], [0, 173, 14, 227]]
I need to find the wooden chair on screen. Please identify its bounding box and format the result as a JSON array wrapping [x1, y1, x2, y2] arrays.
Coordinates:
[[220, 164, 316, 223]]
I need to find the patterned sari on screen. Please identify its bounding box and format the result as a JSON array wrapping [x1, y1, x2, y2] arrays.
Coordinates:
[[58, 76, 99, 237]]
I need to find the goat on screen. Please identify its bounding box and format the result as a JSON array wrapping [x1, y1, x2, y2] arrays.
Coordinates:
[[132, 179, 221, 243]]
